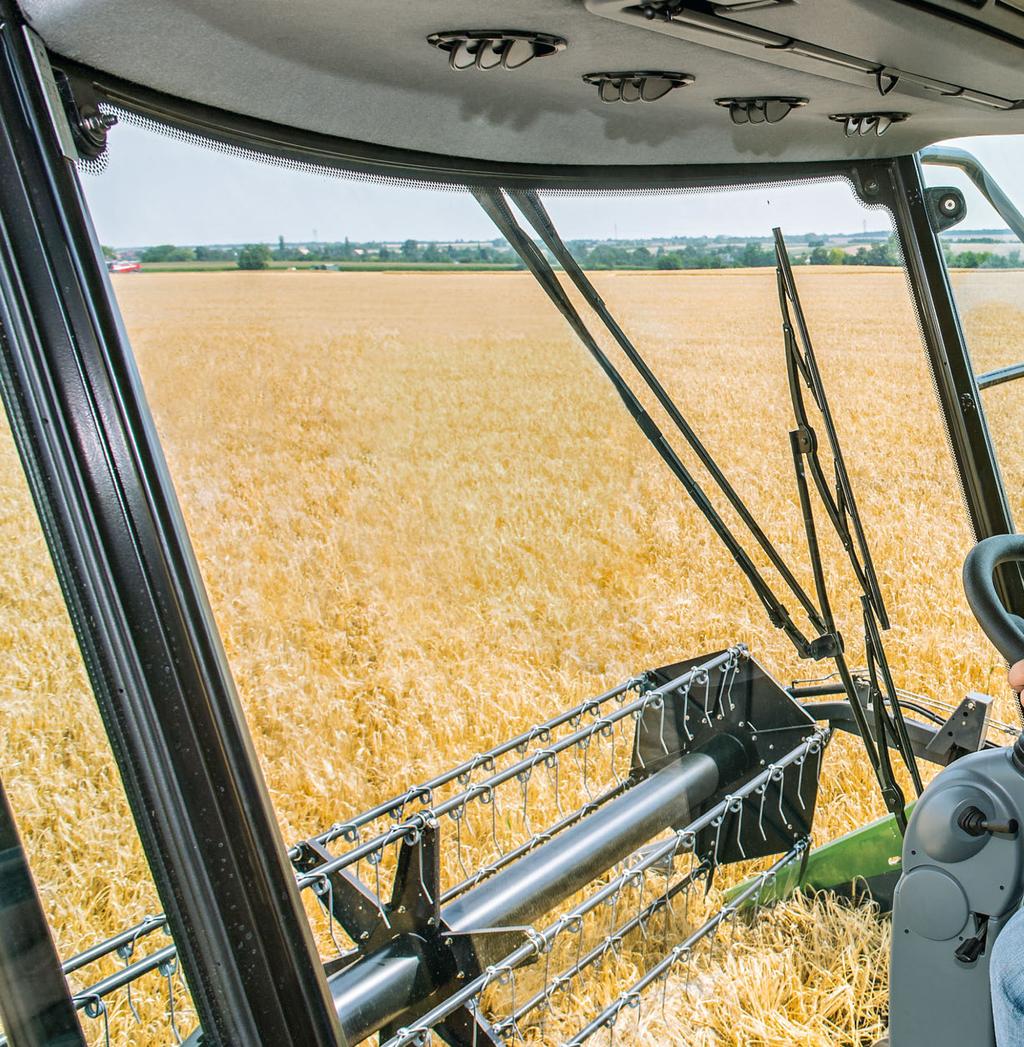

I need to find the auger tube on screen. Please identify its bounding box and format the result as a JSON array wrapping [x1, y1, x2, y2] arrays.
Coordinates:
[[328, 736, 748, 1043]]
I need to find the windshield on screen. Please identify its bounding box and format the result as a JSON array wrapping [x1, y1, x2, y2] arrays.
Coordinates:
[[922, 136, 1024, 530], [7, 110, 1006, 1047]]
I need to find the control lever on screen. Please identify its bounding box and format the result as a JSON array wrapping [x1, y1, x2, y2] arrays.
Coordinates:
[[958, 805, 1018, 837]]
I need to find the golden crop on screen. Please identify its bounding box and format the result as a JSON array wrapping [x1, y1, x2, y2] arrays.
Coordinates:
[[1, 267, 1021, 1045]]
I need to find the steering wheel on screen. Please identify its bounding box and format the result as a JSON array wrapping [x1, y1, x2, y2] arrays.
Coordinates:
[[963, 534, 1024, 666]]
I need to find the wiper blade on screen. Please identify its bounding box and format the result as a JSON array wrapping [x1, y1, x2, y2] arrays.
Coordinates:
[[775, 228, 922, 821], [473, 187, 822, 659], [775, 227, 890, 630], [509, 189, 828, 637], [475, 189, 920, 825]]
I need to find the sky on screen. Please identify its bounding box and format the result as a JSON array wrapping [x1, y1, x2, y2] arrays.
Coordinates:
[[80, 123, 1024, 248]]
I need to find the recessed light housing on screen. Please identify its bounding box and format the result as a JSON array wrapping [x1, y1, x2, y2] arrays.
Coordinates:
[[582, 71, 695, 103], [715, 97, 809, 124], [427, 30, 567, 71], [828, 111, 909, 136]]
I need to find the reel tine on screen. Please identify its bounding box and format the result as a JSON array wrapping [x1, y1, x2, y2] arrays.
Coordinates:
[[159, 953, 184, 1044], [711, 807, 726, 868], [538, 928, 552, 1040], [322, 874, 344, 955], [489, 786, 503, 859], [82, 995, 110, 1047], [517, 767, 532, 838], [508, 965, 520, 1042], [607, 720, 622, 786], [547, 749, 564, 817], [367, 845, 392, 929], [732, 795, 746, 860], [573, 912, 586, 986], [679, 679, 694, 742], [116, 938, 143, 1025], [700, 670, 713, 724], [418, 825, 434, 907], [757, 775, 770, 841], [776, 764, 789, 829], [650, 695, 668, 757]]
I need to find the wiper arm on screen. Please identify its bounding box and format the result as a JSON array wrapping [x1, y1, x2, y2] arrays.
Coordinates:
[[775, 228, 890, 630], [509, 188, 827, 637], [775, 229, 923, 825], [473, 187, 823, 660]]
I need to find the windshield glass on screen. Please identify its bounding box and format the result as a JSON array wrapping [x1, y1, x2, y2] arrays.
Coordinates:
[[922, 135, 1024, 529], [5, 115, 1002, 1047]]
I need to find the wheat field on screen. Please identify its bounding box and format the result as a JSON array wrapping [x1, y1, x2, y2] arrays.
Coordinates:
[[2, 266, 1022, 1045]]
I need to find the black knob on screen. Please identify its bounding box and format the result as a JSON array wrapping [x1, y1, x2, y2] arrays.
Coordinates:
[[955, 935, 986, 964]]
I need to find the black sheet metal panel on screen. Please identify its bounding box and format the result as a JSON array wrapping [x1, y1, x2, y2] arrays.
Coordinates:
[[0, 777, 86, 1047], [633, 651, 821, 863], [0, 7, 345, 1046], [884, 155, 1024, 616]]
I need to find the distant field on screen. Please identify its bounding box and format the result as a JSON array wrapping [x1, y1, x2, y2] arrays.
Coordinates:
[[2, 267, 1022, 1045], [943, 240, 1023, 257]]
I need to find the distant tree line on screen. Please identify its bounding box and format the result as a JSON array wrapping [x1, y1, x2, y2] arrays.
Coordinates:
[[565, 238, 906, 269], [806, 240, 900, 266], [803, 238, 1023, 269], [139, 244, 237, 262], [135, 238, 516, 267], [942, 247, 1022, 269], [122, 234, 1023, 271]]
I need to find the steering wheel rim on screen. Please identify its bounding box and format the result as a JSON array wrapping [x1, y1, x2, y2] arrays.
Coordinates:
[[962, 534, 1024, 666]]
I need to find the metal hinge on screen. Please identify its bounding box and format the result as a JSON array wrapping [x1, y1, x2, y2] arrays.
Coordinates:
[[22, 26, 115, 161]]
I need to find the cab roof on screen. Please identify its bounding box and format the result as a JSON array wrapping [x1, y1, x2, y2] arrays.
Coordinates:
[[22, 0, 1024, 169]]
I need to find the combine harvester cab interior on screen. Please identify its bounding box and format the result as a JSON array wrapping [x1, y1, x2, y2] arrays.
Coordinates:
[[2, 1, 1024, 1045]]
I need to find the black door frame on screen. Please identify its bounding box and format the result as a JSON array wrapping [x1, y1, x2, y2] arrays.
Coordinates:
[[0, 7, 345, 1045], [887, 154, 1023, 608]]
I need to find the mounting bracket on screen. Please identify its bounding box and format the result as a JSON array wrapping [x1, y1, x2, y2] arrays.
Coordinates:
[[924, 186, 968, 233]]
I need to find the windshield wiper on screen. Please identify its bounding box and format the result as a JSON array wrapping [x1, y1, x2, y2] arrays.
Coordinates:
[[473, 186, 832, 660], [473, 187, 920, 826], [775, 228, 922, 824]]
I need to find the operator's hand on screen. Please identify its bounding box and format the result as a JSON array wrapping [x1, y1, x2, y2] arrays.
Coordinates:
[[1011, 660, 1024, 694]]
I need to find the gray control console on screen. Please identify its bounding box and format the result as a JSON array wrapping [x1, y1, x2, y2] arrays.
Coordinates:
[[890, 744, 1024, 1045]]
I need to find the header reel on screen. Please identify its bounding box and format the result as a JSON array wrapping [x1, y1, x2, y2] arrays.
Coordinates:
[[49, 648, 827, 1047], [293, 646, 825, 1045]]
